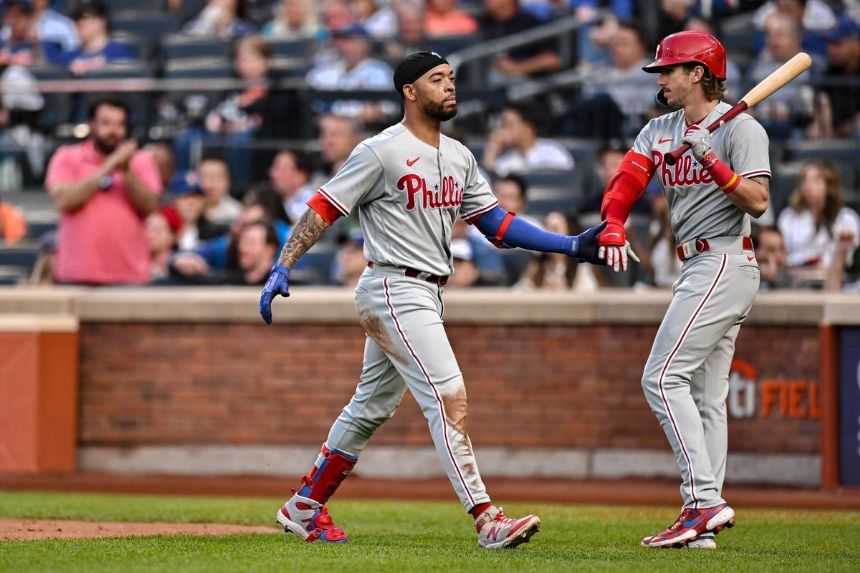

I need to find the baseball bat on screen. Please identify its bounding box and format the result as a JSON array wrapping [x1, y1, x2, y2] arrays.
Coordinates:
[[664, 52, 812, 165]]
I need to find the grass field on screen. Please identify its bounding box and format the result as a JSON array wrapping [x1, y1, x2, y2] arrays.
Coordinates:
[[0, 491, 858, 572]]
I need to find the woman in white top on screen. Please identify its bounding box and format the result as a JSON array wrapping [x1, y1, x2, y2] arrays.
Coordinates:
[[777, 159, 859, 279]]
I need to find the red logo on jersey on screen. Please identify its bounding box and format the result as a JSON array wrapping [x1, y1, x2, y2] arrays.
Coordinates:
[[658, 137, 673, 144], [651, 150, 714, 188], [396, 173, 463, 211], [406, 157, 420, 167]]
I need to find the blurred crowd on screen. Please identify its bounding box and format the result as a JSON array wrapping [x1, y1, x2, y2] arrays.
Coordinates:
[[0, 0, 858, 292]]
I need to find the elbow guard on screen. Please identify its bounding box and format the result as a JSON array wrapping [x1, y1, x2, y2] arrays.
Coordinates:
[[600, 150, 653, 223]]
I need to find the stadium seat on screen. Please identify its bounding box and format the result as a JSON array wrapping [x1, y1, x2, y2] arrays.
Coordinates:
[[784, 140, 859, 164], [290, 246, 338, 285], [79, 62, 154, 129], [161, 58, 234, 116], [160, 33, 232, 62], [110, 11, 182, 43], [499, 249, 534, 285], [0, 244, 39, 274], [267, 39, 315, 58], [27, 64, 72, 132]]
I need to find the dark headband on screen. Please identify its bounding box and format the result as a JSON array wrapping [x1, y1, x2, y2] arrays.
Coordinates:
[[393, 51, 449, 95]]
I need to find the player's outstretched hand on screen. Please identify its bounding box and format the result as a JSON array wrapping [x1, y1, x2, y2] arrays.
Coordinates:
[[598, 242, 640, 272], [571, 220, 606, 265], [259, 264, 290, 325], [682, 124, 712, 163]]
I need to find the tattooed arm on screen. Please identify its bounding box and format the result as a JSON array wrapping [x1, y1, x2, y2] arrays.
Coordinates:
[[277, 208, 331, 269], [727, 175, 770, 219]]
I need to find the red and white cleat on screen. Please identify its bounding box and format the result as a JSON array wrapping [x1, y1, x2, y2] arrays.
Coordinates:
[[475, 506, 540, 549], [276, 494, 348, 543], [641, 502, 735, 548]]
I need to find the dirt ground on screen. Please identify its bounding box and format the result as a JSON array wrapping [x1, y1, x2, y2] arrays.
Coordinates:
[[1, 474, 858, 541]]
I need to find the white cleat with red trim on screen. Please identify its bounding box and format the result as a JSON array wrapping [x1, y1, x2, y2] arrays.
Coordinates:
[[276, 493, 348, 543], [475, 506, 540, 549]]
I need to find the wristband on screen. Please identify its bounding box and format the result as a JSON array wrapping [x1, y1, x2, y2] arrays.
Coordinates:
[[701, 151, 740, 194]]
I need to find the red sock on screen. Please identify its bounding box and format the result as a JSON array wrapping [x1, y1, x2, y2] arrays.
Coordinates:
[[470, 502, 493, 519]]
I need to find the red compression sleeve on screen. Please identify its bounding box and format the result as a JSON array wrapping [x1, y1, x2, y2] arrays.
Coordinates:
[[701, 151, 741, 194], [600, 151, 653, 223]]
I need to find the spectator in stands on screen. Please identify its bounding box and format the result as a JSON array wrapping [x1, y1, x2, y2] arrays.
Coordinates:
[[515, 212, 601, 291], [492, 172, 542, 226], [147, 206, 182, 282], [0, 191, 26, 244], [351, 0, 397, 39], [315, 113, 362, 181], [482, 101, 574, 176], [331, 228, 366, 286], [183, 0, 254, 39], [479, 0, 562, 82], [256, 148, 316, 224], [261, 0, 321, 39], [320, 0, 356, 41], [752, 0, 835, 58], [167, 170, 220, 251], [425, 0, 477, 37], [0, 0, 38, 66], [197, 154, 241, 227], [170, 191, 289, 283], [223, 220, 280, 285], [777, 159, 860, 286], [817, 16, 860, 139], [142, 142, 175, 189], [66, 1, 134, 75], [581, 140, 624, 213], [574, 21, 653, 138], [305, 23, 394, 122], [383, 0, 426, 62], [748, 12, 817, 139], [174, 35, 301, 184], [30, 0, 78, 57], [446, 237, 481, 288], [644, 186, 680, 289], [44, 97, 162, 285], [656, 0, 697, 41], [751, 224, 800, 290]]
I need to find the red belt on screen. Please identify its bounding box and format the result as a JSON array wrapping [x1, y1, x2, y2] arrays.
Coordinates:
[[676, 236, 753, 262], [366, 261, 449, 285]]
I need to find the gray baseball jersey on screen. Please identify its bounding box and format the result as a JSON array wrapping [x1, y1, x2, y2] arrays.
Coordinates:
[[319, 123, 498, 276], [636, 103, 768, 514], [633, 101, 771, 244]]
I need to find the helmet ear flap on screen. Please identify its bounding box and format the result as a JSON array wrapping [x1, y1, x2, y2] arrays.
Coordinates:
[[654, 88, 676, 110]]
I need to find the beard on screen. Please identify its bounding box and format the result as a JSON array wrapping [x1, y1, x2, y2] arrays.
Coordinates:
[[423, 99, 457, 122], [94, 134, 121, 155]]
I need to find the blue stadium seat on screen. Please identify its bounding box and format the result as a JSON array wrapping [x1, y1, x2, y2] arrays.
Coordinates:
[[111, 11, 182, 43], [267, 39, 315, 58], [79, 62, 154, 128], [290, 247, 338, 285], [498, 249, 534, 285], [27, 64, 72, 132], [160, 33, 232, 62]]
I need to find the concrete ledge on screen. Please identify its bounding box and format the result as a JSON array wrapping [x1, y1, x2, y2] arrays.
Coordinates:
[[0, 313, 78, 332], [78, 445, 820, 487], [0, 286, 856, 326]]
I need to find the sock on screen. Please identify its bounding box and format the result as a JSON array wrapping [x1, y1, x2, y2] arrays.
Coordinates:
[[296, 444, 358, 504], [470, 502, 493, 520]]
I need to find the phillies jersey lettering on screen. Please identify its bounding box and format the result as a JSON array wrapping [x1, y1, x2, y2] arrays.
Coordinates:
[[633, 101, 771, 244], [320, 123, 497, 276]]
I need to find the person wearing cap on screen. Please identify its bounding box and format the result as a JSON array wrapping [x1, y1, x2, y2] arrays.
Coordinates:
[[167, 169, 220, 251], [305, 22, 394, 121], [260, 51, 608, 548], [0, 0, 78, 66], [64, 0, 134, 74], [819, 16, 860, 138], [596, 31, 770, 549], [44, 96, 162, 285]]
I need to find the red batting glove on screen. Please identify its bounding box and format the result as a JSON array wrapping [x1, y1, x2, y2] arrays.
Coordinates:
[[598, 220, 626, 247], [598, 220, 638, 272]]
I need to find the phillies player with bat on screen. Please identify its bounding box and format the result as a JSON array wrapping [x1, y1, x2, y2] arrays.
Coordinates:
[[259, 52, 614, 548], [597, 32, 770, 549]]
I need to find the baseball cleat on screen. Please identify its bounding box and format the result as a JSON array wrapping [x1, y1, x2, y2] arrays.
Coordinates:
[[276, 493, 348, 543], [475, 506, 541, 549], [641, 502, 734, 548]]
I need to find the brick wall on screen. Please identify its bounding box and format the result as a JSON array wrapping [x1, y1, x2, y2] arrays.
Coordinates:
[[78, 322, 821, 455]]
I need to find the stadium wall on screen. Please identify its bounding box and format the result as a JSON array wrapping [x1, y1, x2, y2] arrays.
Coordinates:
[[1, 289, 856, 487]]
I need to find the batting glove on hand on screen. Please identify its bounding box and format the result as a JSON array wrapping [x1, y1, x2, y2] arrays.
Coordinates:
[[259, 264, 290, 325], [682, 124, 713, 163], [570, 220, 606, 264], [597, 221, 640, 272]]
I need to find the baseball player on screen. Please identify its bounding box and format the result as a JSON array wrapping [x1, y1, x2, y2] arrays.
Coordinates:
[[259, 52, 615, 548], [597, 32, 771, 549]]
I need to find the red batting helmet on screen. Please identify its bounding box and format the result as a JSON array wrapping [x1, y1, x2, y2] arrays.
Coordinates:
[[643, 31, 727, 80]]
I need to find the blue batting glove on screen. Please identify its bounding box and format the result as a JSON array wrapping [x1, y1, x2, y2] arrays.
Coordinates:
[[570, 220, 607, 264], [259, 264, 290, 325]]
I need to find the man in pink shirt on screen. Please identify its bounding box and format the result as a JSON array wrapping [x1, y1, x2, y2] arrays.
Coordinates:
[[45, 97, 162, 284]]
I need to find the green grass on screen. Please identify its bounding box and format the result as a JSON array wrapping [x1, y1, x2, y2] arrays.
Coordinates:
[[0, 491, 858, 572]]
